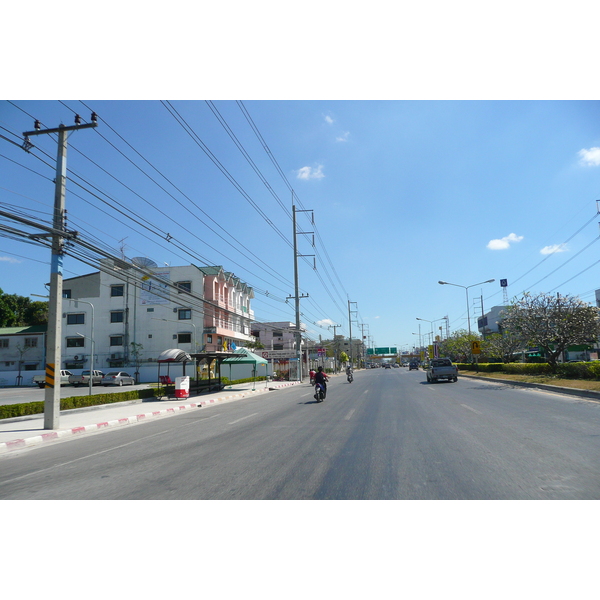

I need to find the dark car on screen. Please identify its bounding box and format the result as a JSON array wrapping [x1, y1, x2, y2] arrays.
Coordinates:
[[409, 361, 419, 370]]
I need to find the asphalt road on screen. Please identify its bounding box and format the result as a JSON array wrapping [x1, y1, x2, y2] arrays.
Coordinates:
[[1, 367, 599, 499]]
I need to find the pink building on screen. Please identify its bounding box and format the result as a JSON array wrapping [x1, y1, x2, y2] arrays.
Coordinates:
[[199, 266, 255, 352]]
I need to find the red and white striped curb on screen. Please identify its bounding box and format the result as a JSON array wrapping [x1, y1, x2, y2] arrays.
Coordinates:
[[0, 382, 301, 455]]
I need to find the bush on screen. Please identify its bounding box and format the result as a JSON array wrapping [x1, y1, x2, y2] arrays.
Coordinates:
[[476, 363, 505, 373], [0, 387, 157, 421], [502, 363, 553, 375]]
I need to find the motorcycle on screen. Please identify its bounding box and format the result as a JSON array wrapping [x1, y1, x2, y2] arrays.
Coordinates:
[[347, 372, 353, 383], [314, 382, 326, 402]]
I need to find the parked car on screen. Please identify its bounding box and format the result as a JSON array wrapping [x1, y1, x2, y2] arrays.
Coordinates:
[[102, 371, 135, 386], [69, 370, 105, 387], [32, 370, 73, 388]]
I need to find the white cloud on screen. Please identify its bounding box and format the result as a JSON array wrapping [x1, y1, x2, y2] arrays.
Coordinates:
[[336, 131, 350, 142], [540, 243, 568, 255], [324, 115, 334, 125], [296, 165, 325, 180], [487, 233, 524, 250], [317, 318, 335, 328], [578, 147, 600, 166], [0, 256, 21, 263]]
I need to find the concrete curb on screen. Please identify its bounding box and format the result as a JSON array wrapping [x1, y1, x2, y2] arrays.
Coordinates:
[[0, 381, 302, 455], [461, 373, 600, 402]]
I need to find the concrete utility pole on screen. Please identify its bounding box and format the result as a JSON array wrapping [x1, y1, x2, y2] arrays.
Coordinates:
[[23, 114, 98, 429], [289, 201, 314, 381], [348, 300, 357, 367], [329, 323, 342, 373]]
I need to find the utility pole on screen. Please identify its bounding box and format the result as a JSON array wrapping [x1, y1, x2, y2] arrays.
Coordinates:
[[288, 201, 314, 381], [329, 323, 342, 373], [348, 300, 357, 367], [23, 114, 98, 429]]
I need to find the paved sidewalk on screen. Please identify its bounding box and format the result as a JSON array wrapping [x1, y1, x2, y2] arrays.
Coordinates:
[[0, 380, 302, 455]]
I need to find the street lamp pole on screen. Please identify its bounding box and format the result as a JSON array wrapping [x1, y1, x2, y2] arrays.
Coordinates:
[[438, 279, 495, 335]]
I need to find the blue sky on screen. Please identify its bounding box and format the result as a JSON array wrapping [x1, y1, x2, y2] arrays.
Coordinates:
[[2, 99, 600, 351]]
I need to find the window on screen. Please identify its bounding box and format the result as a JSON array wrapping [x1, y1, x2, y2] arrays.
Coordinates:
[[24, 338, 38, 348], [24, 364, 37, 371], [178, 333, 192, 344], [111, 285, 124, 297], [178, 308, 191, 320], [273, 331, 283, 337], [67, 313, 85, 325], [146, 307, 154, 312], [207, 334, 212, 343], [63, 289, 71, 298], [66, 337, 85, 348], [110, 336, 123, 346], [0, 339, 8, 348], [273, 344, 284, 350], [176, 281, 191, 294], [251, 330, 260, 338], [110, 311, 124, 323]]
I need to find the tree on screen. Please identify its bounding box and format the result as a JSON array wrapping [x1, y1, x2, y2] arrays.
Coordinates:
[[438, 329, 481, 362], [130, 342, 144, 384], [339, 351, 349, 365], [0, 288, 48, 327], [501, 292, 600, 372], [483, 330, 524, 363]]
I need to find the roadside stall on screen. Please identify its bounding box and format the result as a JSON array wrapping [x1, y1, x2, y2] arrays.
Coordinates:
[[221, 347, 268, 390]]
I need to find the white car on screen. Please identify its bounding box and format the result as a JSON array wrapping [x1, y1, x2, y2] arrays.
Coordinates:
[[102, 371, 135, 386]]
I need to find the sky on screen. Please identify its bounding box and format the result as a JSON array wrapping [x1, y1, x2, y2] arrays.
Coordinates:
[[2, 99, 600, 352], [2, 99, 600, 351]]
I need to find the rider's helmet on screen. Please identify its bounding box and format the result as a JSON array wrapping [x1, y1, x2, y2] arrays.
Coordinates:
[[317, 366, 323, 371]]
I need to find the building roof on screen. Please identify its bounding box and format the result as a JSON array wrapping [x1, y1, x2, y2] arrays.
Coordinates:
[[0, 325, 47, 335]]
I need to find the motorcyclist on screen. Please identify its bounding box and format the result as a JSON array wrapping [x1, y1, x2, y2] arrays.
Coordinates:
[[309, 369, 316, 385], [346, 365, 353, 376], [313, 366, 328, 399]]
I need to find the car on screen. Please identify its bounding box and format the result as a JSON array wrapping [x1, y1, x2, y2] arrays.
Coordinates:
[[102, 371, 135, 386], [409, 361, 419, 370], [384, 363, 391, 369]]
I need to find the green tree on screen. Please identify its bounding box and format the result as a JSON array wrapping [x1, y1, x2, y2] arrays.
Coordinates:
[[0, 288, 48, 327], [438, 329, 482, 362], [501, 292, 600, 372]]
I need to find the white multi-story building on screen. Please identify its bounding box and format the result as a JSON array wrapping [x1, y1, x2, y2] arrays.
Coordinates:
[[60, 260, 254, 377], [0, 325, 46, 382]]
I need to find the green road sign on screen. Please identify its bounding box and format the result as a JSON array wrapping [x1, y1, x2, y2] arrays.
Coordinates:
[[375, 347, 390, 355]]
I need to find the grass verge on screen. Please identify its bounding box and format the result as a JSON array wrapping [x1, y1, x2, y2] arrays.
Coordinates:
[[460, 370, 600, 392]]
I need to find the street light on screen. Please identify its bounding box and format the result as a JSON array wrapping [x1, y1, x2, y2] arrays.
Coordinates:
[[438, 279, 495, 335], [416, 317, 446, 346]]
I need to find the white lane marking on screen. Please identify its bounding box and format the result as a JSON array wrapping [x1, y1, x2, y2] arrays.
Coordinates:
[[228, 412, 259, 425], [460, 404, 482, 415], [344, 409, 355, 420], [363, 390, 368, 394]]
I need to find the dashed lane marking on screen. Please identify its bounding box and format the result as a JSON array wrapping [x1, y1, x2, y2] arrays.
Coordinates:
[[228, 412, 259, 425]]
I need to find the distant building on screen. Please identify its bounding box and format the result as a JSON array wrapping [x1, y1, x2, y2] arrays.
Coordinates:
[[0, 325, 47, 377], [477, 306, 507, 336]]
